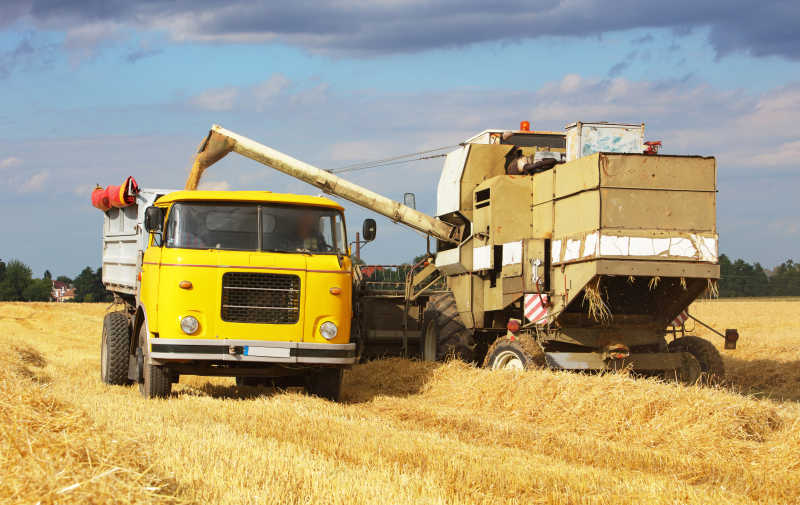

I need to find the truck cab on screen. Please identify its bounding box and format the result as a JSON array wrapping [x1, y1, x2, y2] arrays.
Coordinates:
[[101, 190, 356, 400]]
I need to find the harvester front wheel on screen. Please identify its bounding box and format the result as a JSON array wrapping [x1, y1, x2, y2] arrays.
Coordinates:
[[138, 325, 172, 398], [422, 292, 476, 362], [483, 334, 545, 370], [100, 311, 131, 385], [668, 336, 725, 384]]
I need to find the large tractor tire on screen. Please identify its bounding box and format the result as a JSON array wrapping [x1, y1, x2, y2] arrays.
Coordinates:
[[100, 311, 131, 385], [668, 336, 725, 384], [305, 368, 343, 401], [483, 334, 545, 370], [137, 324, 172, 398], [422, 292, 476, 363]]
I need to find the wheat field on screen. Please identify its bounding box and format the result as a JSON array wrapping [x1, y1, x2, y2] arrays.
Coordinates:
[[1, 300, 799, 505]]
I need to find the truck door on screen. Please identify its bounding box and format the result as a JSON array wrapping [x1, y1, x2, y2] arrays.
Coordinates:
[[140, 224, 164, 333]]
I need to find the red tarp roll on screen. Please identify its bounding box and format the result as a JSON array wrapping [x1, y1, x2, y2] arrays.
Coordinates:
[[91, 176, 140, 212]]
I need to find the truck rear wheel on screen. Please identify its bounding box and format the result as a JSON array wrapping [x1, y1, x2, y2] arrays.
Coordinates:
[[422, 292, 476, 362], [483, 334, 545, 370], [100, 311, 131, 385], [668, 336, 725, 384], [305, 368, 343, 401], [138, 325, 172, 398]]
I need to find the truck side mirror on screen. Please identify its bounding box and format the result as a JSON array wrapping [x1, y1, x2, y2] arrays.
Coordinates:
[[144, 206, 165, 233], [362, 218, 376, 242]]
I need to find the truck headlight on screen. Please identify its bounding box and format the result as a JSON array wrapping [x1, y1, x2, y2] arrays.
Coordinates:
[[320, 321, 338, 340], [180, 315, 199, 335]]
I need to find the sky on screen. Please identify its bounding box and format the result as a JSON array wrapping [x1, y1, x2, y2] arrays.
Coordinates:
[[0, 0, 798, 278]]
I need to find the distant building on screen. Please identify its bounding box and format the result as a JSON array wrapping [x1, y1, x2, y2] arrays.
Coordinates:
[[51, 281, 75, 302]]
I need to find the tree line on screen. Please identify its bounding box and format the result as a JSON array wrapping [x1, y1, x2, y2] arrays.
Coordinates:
[[0, 259, 113, 302], [0, 254, 797, 302], [718, 255, 800, 297]]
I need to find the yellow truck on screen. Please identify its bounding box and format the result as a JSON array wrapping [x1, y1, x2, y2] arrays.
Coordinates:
[[99, 189, 361, 400]]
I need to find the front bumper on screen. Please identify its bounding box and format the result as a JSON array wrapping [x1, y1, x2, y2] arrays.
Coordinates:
[[149, 338, 357, 365]]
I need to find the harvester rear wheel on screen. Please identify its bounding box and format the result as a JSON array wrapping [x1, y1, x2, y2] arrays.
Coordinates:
[[668, 336, 725, 384], [100, 311, 131, 385], [422, 292, 476, 363], [138, 325, 172, 398], [483, 334, 545, 370]]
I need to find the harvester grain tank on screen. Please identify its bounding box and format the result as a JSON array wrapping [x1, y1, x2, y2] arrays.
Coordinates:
[[188, 122, 737, 382]]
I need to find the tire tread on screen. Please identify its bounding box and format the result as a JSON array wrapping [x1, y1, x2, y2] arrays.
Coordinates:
[[101, 311, 130, 385]]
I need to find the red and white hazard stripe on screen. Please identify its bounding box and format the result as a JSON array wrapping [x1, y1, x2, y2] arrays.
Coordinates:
[[671, 310, 689, 327], [524, 293, 549, 324]]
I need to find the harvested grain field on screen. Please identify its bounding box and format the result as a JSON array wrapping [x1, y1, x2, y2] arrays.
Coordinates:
[[2, 300, 799, 505]]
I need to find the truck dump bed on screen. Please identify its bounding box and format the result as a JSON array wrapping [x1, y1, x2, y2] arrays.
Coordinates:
[[101, 189, 175, 295]]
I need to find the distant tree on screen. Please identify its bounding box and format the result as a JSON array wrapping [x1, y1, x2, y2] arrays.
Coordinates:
[[94, 267, 112, 302], [718, 254, 770, 297], [72, 267, 96, 302], [0, 260, 33, 301], [769, 260, 800, 296], [0, 259, 6, 283], [43, 270, 52, 280], [23, 278, 53, 301], [72, 266, 112, 303], [56, 275, 73, 285]]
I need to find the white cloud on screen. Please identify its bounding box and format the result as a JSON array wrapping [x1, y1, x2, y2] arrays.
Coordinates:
[[190, 85, 240, 112], [768, 218, 800, 237], [19, 171, 50, 193], [328, 140, 395, 163], [0, 156, 21, 170], [253, 74, 290, 110], [63, 21, 122, 64], [197, 180, 231, 190], [740, 140, 800, 167], [188, 74, 328, 112], [289, 82, 329, 107]]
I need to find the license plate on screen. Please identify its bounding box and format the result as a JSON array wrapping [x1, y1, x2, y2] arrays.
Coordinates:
[[243, 346, 291, 358]]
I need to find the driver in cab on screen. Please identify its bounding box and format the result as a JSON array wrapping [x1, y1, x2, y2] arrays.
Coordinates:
[[292, 211, 327, 252]]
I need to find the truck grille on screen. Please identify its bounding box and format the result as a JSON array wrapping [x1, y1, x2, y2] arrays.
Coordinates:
[[221, 272, 301, 324]]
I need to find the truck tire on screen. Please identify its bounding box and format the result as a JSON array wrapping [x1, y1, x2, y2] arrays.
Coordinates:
[[100, 311, 131, 385], [483, 334, 545, 370], [236, 377, 263, 387], [305, 368, 343, 401], [668, 336, 724, 384], [138, 325, 172, 398], [422, 292, 476, 362]]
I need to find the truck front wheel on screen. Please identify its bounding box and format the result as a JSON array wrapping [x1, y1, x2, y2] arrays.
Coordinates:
[[101, 311, 131, 385], [305, 368, 343, 401], [138, 325, 172, 398]]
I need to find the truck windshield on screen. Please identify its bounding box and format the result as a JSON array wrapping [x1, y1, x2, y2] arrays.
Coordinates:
[[164, 202, 346, 254]]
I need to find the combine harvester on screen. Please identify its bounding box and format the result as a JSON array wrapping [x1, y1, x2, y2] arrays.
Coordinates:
[[185, 122, 739, 383]]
